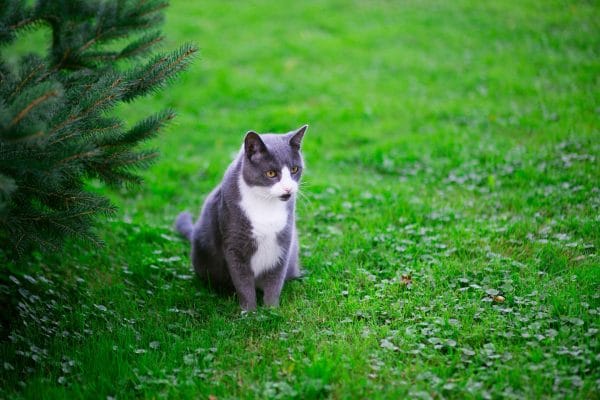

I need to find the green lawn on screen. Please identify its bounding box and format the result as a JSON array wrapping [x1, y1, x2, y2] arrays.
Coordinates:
[[2, 0, 599, 398]]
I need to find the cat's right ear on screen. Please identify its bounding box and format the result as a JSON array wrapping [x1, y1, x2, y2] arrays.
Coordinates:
[[289, 124, 308, 150], [244, 131, 267, 162]]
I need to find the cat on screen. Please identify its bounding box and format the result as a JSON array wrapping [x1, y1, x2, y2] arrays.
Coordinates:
[[175, 125, 308, 311]]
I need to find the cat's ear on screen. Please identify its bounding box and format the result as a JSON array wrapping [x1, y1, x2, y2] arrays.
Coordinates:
[[289, 124, 308, 149], [244, 131, 267, 162]]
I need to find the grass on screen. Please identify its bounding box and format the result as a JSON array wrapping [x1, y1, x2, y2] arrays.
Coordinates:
[[1, 0, 599, 398]]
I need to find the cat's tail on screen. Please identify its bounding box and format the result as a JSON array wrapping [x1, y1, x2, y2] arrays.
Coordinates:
[[175, 211, 194, 241]]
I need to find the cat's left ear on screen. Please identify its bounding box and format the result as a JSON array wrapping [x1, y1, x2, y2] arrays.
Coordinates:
[[289, 124, 308, 149]]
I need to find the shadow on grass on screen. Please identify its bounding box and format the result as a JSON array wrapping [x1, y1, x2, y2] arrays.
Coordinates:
[[0, 221, 289, 395]]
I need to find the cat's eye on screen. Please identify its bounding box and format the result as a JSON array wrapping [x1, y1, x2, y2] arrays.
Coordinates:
[[290, 166, 299, 174], [265, 170, 277, 178]]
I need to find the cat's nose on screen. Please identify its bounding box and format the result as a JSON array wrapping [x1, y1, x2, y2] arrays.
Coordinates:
[[283, 187, 292, 194]]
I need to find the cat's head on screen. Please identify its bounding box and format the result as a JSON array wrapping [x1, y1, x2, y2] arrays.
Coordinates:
[[241, 125, 307, 202]]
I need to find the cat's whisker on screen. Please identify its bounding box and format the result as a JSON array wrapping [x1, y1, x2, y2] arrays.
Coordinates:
[[296, 190, 313, 207], [258, 191, 273, 201], [299, 178, 312, 188]]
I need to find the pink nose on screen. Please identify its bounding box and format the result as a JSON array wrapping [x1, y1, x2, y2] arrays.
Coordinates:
[[283, 187, 292, 193]]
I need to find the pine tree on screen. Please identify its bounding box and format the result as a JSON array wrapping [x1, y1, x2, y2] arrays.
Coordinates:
[[0, 0, 197, 258]]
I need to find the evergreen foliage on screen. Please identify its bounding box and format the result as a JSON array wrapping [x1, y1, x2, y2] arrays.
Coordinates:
[[0, 0, 197, 257]]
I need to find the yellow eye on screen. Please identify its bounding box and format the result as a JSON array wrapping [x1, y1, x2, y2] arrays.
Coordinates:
[[290, 166, 299, 174], [265, 170, 277, 178]]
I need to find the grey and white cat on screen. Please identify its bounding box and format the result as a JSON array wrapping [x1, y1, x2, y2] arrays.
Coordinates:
[[175, 125, 308, 310]]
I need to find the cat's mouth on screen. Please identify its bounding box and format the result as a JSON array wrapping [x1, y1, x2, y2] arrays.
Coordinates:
[[279, 194, 292, 201]]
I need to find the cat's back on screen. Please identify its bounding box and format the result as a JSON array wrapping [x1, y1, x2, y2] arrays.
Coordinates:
[[197, 155, 242, 229]]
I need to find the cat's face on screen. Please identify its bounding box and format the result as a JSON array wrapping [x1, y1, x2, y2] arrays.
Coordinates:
[[241, 125, 307, 201]]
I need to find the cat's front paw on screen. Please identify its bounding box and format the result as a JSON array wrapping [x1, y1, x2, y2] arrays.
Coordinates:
[[239, 299, 257, 311], [263, 295, 280, 308]]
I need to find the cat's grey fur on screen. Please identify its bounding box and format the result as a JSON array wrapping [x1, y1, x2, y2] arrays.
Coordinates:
[[175, 125, 307, 310]]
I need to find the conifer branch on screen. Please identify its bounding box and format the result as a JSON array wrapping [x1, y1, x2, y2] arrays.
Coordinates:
[[125, 44, 198, 101], [8, 17, 37, 31], [78, 27, 117, 54], [0, 0, 197, 257], [9, 62, 45, 102], [8, 90, 59, 128], [9, 130, 44, 143], [118, 32, 163, 59], [49, 77, 123, 144], [55, 149, 102, 166]]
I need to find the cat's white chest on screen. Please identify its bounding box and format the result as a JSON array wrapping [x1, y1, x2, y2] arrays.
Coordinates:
[[238, 178, 288, 276]]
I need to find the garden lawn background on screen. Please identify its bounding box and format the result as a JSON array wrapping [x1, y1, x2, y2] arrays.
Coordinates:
[[1, 0, 599, 398]]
